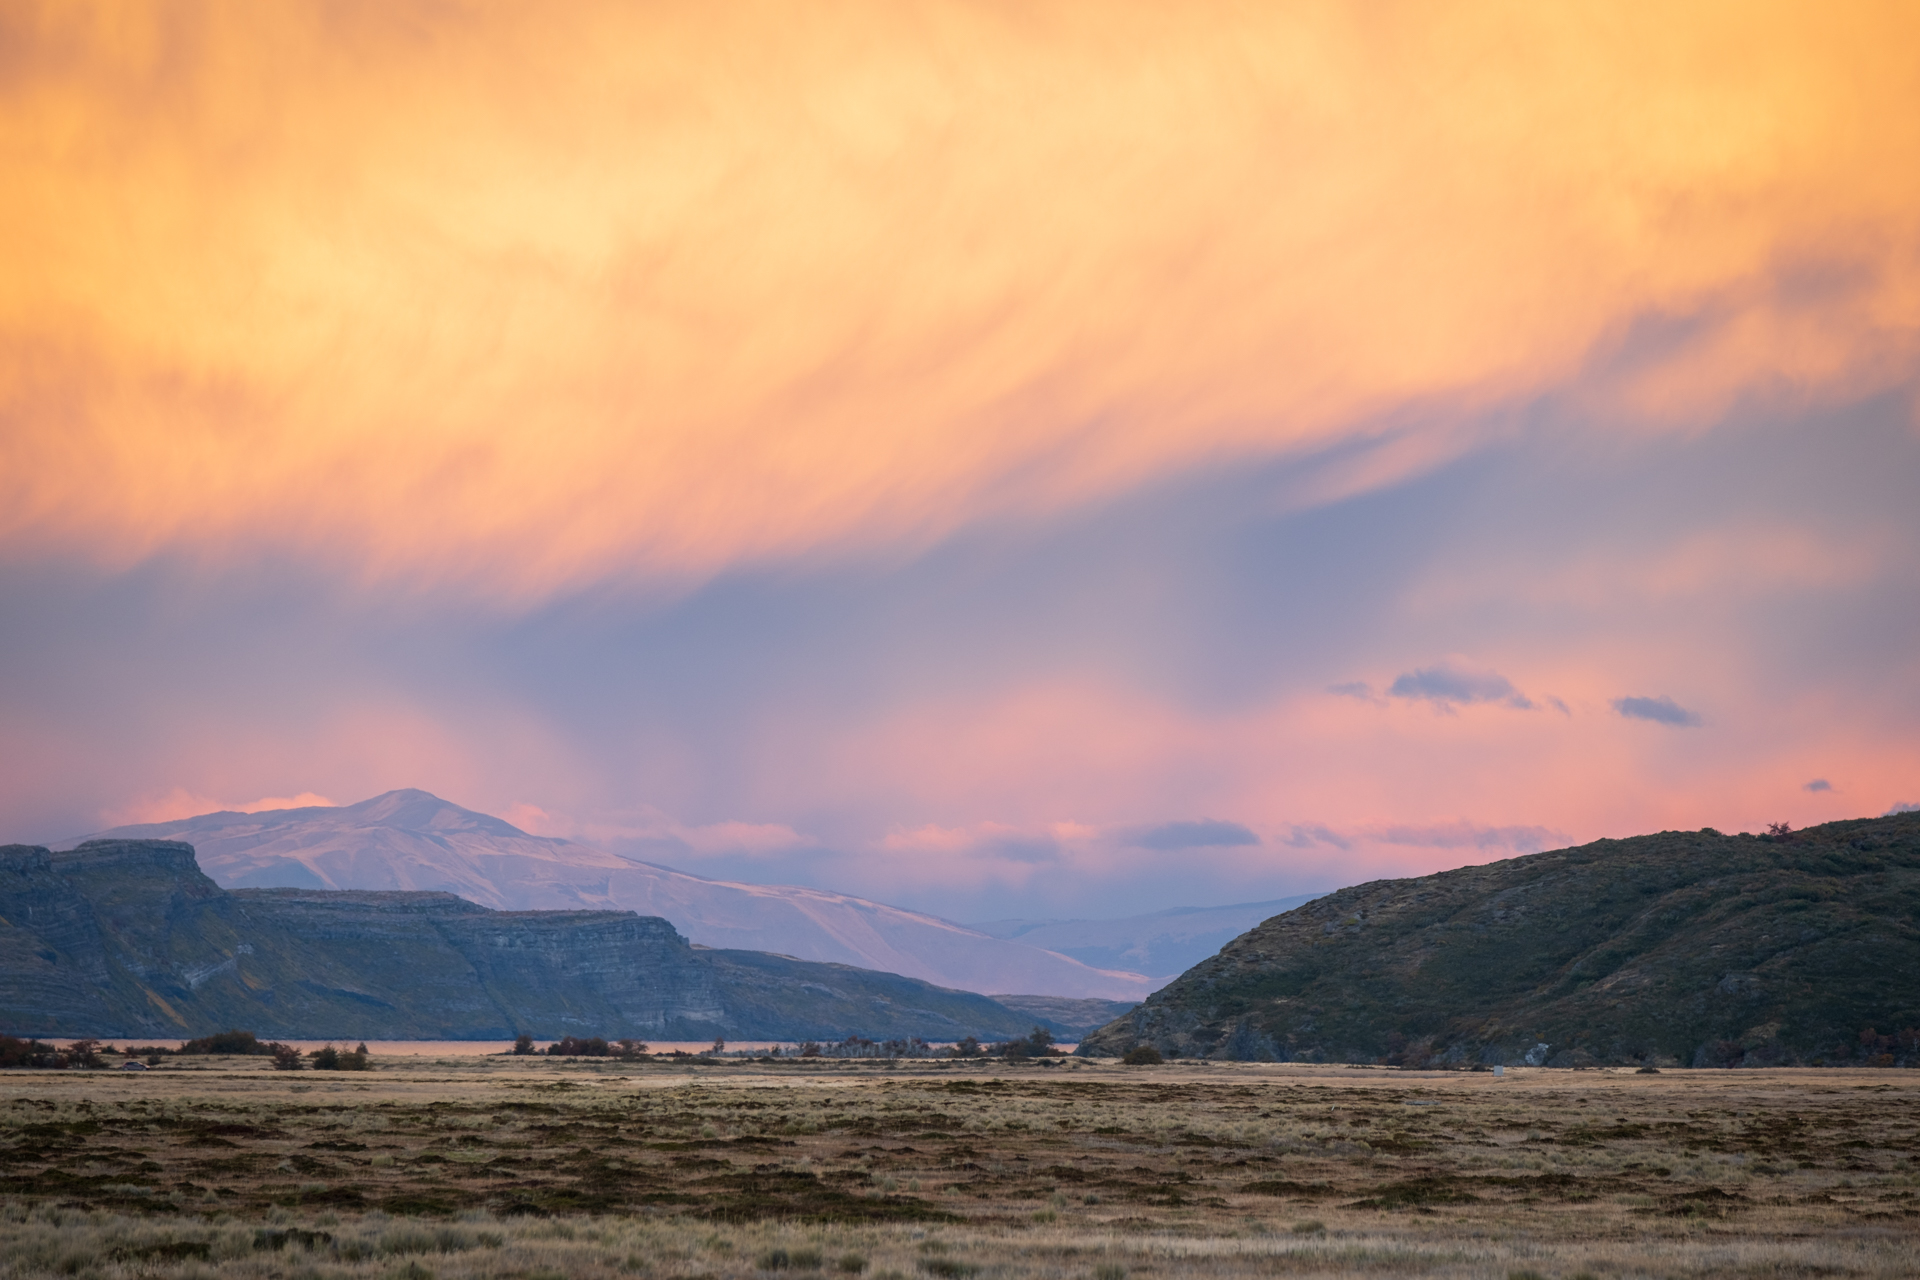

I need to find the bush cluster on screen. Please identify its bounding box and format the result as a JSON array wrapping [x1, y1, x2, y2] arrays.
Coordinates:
[[0, 1035, 108, 1069], [510, 1034, 649, 1059]]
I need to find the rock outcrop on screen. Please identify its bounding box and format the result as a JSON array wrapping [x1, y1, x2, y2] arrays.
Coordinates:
[[1077, 813, 1920, 1067], [0, 840, 1037, 1042]]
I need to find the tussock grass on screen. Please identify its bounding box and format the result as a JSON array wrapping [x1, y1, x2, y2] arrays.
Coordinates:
[[1, 1057, 1917, 1277]]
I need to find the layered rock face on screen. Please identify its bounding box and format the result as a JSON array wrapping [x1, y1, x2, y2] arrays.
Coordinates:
[[1, 839, 1039, 1042], [1079, 814, 1920, 1067], [230, 890, 727, 1038]]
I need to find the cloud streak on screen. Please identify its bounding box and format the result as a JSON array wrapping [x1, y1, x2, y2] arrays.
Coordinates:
[[1128, 820, 1261, 852]]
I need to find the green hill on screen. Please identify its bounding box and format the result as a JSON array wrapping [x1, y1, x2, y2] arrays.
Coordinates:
[[1077, 813, 1920, 1067]]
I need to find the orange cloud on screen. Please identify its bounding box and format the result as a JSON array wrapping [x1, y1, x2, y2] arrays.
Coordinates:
[[3, 1, 1917, 601]]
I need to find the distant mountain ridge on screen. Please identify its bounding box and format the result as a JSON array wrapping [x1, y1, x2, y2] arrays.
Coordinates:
[[74, 790, 1154, 1001], [970, 896, 1322, 979], [0, 838, 1049, 1042], [1079, 814, 1920, 1067]]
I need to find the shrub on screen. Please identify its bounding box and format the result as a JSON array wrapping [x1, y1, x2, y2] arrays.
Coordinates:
[[757, 1246, 824, 1270], [1121, 1046, 1163, 1065], [549, 1036, 610, 1057], [997, 1027, 1057, 1060], [918, 1260, 979, 1278], [305, 1043, 371, 1071], [0, 1035, 69, 1068], [64, 1038, 107, 1068], [179, 1029, 272, 1055]]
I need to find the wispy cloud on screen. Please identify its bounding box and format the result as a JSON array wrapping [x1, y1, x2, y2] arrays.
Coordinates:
[[1127, 820, 1260, 852], [1612, 695, 1704, 727], [1803, 778, 1833, 793]]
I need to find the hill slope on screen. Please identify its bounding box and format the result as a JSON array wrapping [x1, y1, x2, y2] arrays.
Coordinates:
[[0, 839, 1041, 1042], [74, 791, 1153, 1000], [1078, 814, 1920, 1067]]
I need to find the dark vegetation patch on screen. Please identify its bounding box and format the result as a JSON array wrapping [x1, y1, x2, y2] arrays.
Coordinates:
[[1346, 1177, 1481, 1211], [693, 1169, 959, 1224], [1242, 1179, 1335, 1198]]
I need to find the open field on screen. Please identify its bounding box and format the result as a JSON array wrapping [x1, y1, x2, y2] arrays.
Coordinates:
[[2, 1055, 1917, 1279]]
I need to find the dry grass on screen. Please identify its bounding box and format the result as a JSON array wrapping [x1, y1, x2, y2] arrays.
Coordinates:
[[2, 1054, 1917, 1278]]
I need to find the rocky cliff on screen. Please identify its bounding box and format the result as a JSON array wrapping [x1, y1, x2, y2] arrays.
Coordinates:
[[1077, 813, 1920, 1067], [0, 840, 1036, 1042]]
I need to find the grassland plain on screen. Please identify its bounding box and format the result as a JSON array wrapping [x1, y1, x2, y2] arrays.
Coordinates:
[[1, 1054, 1917, 1279]]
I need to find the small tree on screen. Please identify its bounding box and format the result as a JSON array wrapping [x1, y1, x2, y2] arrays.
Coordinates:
[[949, 1036, 982, 1058], [270, 1043, 305, 1071], [310, 1044, 341, 1070], [711, 1037, 726, 1056], [512, 1034, 535, 1056]]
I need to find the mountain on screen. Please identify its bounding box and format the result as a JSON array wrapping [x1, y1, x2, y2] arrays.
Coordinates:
[[1078, 814, 1920, 1068], [0, 839, 1044, 1042], [72, 791, 1152, 1001], [987, 995, 1140, 1038], [970, 895, 1322, 980]]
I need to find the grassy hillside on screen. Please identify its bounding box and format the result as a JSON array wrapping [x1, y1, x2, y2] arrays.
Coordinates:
[[1079, 814, 1920, 1067]]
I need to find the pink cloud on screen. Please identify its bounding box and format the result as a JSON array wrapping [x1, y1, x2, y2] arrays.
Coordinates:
[[101, 789, 339, 828]]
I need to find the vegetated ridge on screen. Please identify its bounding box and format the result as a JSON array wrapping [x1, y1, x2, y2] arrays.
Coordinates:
[[73, 790, 1153, 1000], [0, 839, 1044, 1042], [1078, 813, 1920, 1068]]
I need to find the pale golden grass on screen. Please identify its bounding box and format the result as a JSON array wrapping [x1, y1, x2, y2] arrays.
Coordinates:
[[1, 1057, 1916, 1278]]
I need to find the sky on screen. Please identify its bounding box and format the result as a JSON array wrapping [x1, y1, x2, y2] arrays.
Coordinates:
[[4, 0, 1919, 921]]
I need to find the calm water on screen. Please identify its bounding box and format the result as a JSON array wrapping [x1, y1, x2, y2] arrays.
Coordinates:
[[98, 1038, 1075, 1056], [270, 1041, 802, 1056]]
